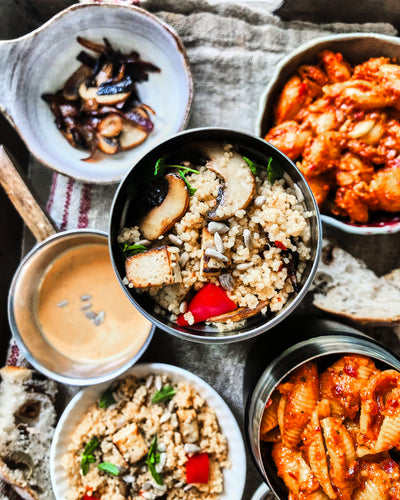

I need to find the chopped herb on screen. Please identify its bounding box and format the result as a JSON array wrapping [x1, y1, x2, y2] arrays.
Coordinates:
[[179, 170, 197, 196], [243, 155, 283, 184], [154, 158, 199, 179], [99, 387, 116, 409], [267, 157, 284, 185], [81, 437, 99, 476], [146, 435, 163, 485], [243, 156, 263, 176], [121, 243, 147, 258], [97, 462, 120, 476], [154, 158, 167, 176], [152, 385, 176, 404]]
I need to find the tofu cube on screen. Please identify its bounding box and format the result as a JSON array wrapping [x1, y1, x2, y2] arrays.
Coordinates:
[[176, 409, 199, 444], [112, 423, 148, 463], [125, 246, 182, 288]]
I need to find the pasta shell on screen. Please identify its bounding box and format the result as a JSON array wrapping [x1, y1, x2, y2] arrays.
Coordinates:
[[321, 417, 358, 500], [352, 479, 389, 500], [278, 363, 319, 448], [375, 412, 400, 453], [260, 390, 280, 439], [302, 406, 336, 499], [320, 355, 378, 420]]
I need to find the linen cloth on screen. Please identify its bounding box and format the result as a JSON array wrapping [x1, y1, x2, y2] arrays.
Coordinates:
[[2, 1, 397, 498]]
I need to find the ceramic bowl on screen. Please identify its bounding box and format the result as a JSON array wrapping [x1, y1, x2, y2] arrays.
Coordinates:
[[256, 33, 400, 235], [50, 363, 247, 500], [109, 127, 322, 344], [0, 2, 193, 183]]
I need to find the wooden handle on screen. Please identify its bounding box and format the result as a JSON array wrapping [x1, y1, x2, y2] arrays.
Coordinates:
[[0, 145, 58, 242]]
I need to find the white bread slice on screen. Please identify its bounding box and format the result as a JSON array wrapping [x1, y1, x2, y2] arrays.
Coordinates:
[[0, 366, 57, 500], [313, 244, 400, 323], [125, 245, 182, 288]]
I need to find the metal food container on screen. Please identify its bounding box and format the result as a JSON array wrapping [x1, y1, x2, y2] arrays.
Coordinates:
[[246, 322, 400, 499], [109, 127, 322, 344]]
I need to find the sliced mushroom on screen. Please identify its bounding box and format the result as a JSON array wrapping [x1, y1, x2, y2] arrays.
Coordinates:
[[95, 61, 113, 87], [63, 64, 93, 101], [97, 134, 119, 155], [4, 451, 34, 479], [140, 173, 189, 240], [78, 82, 130, 105], [208, 300, 269, 323], [119, 122, 148, 151], [97, 114, 123, 137], [199, 143, 256, 220]]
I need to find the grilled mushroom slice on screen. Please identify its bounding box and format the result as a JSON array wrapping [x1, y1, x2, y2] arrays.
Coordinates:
[[208, 300, 269, 323], [140, 173, 189, 240], [97, 134, 119, 155], [201, 143, 256, 220], [119, 122, 148, 150], [63, 64, 93, 101], [78, 82, 131, 105], [97, 114, 123, 137]]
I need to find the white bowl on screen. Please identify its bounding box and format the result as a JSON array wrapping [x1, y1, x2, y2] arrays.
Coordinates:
[[50, 363, 247, 500], [0, 2, 193, 183], [256, 33, 400, 235]]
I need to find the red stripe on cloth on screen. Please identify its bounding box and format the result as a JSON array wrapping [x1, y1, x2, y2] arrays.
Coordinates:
[[60, 177, 75, 231], [46, 173, 58, 213], [78, 183, 92, 229], [7, 342, 20, 366]]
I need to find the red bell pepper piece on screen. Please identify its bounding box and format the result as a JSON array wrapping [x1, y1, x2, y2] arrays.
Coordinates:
[[186, 453, 209, 484], [83, 496, 100, 500], [275, 240, 287, 251], [176, 283, 236, 326]]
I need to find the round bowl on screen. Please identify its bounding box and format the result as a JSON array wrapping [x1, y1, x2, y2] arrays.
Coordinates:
[[0, 2, 193, 183], [246, 330, 400, 498], [50, 362, 247, 500], [109, 127, 322, 344], [256, 33, 400, 235], [8, 230, 155, 385]]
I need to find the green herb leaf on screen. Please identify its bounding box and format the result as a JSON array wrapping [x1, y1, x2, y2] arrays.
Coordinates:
[[83, 437, 99, 456], [154, 158, 167, 177], [146, 435, 163, 485], [178, 170, 197, 196], [121, 243, 148, 258], [152, 385, 176, 404], [97, 462, 120, 476], [154, 158, 199, 180], [99, 387, 116, 409], [81, 437, 99, 475], [243, 156, 263, 176], [267, 157, 284, 185]]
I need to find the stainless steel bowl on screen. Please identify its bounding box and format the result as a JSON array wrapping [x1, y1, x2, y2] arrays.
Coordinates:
[[246, 323, 400, 498], [109, 127, 322, 344], [8, 230, 155, 385]]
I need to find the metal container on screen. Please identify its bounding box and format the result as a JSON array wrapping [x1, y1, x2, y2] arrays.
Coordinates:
[[1, 147, 154, 385], [246, 323, 400, 499], [8, 230, 155, 385], [109, 127, 322, 344]]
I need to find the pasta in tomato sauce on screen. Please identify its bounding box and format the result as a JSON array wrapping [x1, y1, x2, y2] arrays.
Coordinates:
[[260, 355, 400, 500]]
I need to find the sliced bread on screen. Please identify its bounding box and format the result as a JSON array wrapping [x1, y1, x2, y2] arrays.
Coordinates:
[[0, 366, 57, 500], [312, 244, 400, 323]]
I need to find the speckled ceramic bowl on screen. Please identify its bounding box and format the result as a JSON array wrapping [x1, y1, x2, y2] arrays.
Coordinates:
[[256, 33, 400, 235], [0, 2, 193, 183]]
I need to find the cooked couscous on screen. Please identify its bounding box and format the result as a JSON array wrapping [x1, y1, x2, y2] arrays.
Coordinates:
[[118, 142, 312, 327], [62, 373, 229, 500]]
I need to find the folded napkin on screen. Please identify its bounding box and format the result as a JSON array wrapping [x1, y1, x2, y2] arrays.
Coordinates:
[[2, 1, 397, 499]]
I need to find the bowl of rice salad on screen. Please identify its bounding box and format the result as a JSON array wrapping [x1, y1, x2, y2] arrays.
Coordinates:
[[109, 128, 322, 343]]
